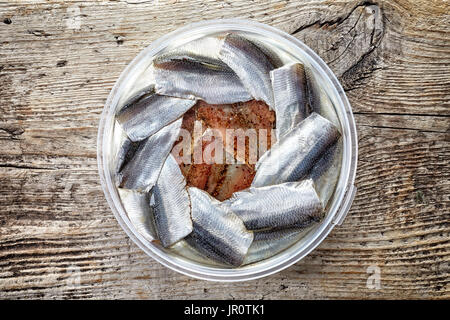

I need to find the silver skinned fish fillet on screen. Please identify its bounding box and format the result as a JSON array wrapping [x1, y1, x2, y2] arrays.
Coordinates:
[[225, 180, 323, 230], [252, 112, 340, 187], [219, 34, 274, 107], [116, 87, 196, 142], [243, 229, 304, 265], [112, 123, 139, 185], [118, 188, 156, 243], [252, 220, 315, 242], [270, 63, 309, 139], [185, 187, 253, 267], [308, 139, 342, 208], [114, 136, 139, 184], [155, 36, 225, 67], [151, 154, 193, 248], [118, 118, 183, 192], [153, 59, 252, 105]]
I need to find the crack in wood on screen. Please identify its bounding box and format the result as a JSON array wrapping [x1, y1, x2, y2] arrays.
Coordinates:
[[0, 164, 55, 171], [290, 1, 378, 35], [358, 124, 448, 133], [354, 112, 450, 118]]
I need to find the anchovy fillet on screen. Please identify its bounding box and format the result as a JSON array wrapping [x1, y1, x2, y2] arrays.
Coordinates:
[[153, 59, 252, 105], [271, 63, 308, 139], [118, 118, 183, 192], [185, 187, 253, 267], [118, 188, 156, 243], [226, 180, 323, 230], [151, 154, 193, 247], [219, 34, 274, 107], [116, 87, 196, 142], [252, 112, 340, 187]]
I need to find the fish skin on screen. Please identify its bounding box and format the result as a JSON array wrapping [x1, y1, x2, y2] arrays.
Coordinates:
[[118, 84, 155, 113], [116, 87, 196, 142], [270, 63, 308, 139], [225, 180, 323, 230], [118, 188, 156, 243], [114, 136, 139, 184], [153, 59, 252, 105], [308, 139, 342, 208], [185, 187, 253, 267], [252, 112, 340, 188], [243, 229, 304, 265], [118, 118, 183, 192], [154, 36, 225, 68], [151, 154, 193, 248], [253, 220, 315, 242], [219, 33, 275, 107]]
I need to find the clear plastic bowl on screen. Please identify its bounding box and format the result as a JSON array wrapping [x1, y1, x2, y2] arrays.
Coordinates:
[[97, 19, 358, 281]]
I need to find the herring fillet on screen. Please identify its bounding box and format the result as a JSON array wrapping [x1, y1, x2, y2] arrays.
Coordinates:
[[151, 154, 193, 247], [118, 188, 156, 243], [252, 112, 340, 188], [271, 63, 308, 139], [185, 187, 253, 267], [153, 59, 252, 105], [308, 139, 342, 208], [252, 221, 315, 242], [219, 34, 274, 107], [114, 136, 139, 184], [225, 180, 323, 230], [118, 118, 183, 192], [244, 229, 304, 265], [119, 84, 155, 112], [116, 88, 196, 142], [155, 36, 225, 67]]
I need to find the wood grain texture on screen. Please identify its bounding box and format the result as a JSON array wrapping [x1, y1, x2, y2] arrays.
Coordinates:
[[0, 0, 449, 299]]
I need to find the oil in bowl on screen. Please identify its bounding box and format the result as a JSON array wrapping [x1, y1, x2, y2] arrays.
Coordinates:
[[98, 19, 357, 281]]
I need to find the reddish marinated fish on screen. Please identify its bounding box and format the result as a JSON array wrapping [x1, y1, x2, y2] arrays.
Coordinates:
[[170, 99, 275, 201]]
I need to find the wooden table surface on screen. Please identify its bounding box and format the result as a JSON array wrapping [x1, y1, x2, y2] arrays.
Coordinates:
[[0, 0, 449, 299]]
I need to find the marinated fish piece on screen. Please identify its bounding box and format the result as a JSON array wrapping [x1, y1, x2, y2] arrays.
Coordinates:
[[252, 220, 315, 242], [118, 118, 183, 192], [119, 84, 155, 113], [153, 59, 252, 105], [185, 187, 253, 267], [213, 163, 256, 202], [171, 100, 275, 201], [304, 67, 340, 128], [243, 229, 304, 265], [118, 188, 156, 243], [151, 154, 193, 247], [219, 34, 275, 107], [225, 180, 323, 230], [116, 87, 196, 142], [114, 137, 139, 182], [155, 36, 225, 67], [169, 240, 227, 267], [252, 112, 340, 187], [196, 100, 275, 164], [270, 63, 308, 139], [308, 140, 342, 208], [112, 123, 139, 185]]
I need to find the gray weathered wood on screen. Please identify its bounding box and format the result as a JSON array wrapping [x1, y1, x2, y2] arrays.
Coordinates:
[[0, 0, 449, 299]]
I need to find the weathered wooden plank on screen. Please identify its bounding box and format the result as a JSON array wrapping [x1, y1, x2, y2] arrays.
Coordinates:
[[0, 0, 449, 299], [0, 126, 448, 299]]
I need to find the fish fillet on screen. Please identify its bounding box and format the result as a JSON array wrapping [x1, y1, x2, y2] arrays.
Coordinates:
[[185, 187, 253, 266]]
